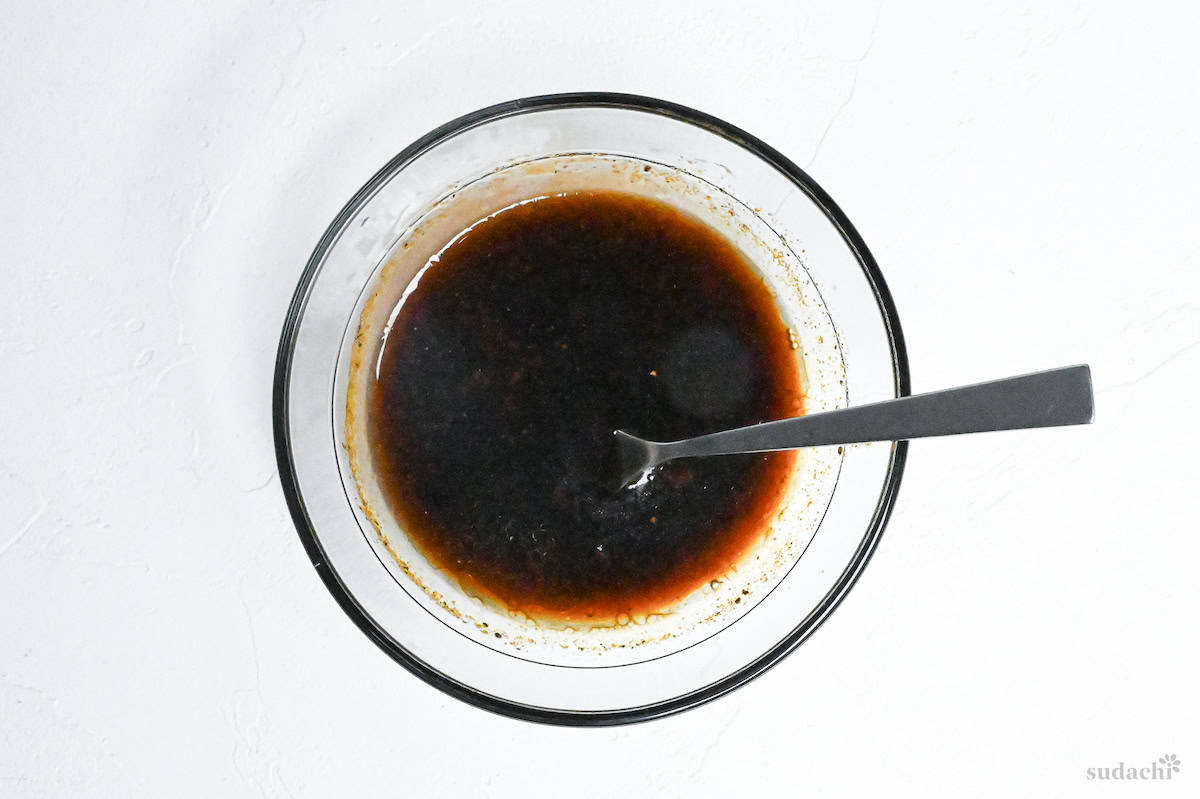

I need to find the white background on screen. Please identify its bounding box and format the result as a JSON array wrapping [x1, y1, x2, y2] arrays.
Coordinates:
[[3, 1, 1197, 796]]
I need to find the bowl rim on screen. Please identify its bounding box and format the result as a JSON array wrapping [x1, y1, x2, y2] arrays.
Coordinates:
[[272, 91, 910, 726]]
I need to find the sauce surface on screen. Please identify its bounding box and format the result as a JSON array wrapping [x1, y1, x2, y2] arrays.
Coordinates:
[[368, 190, 802, 621]]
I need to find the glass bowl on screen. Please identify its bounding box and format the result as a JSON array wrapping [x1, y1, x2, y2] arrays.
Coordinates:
[[273, 93, 909, 725]]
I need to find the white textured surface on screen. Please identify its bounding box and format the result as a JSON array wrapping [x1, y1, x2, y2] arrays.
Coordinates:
[[2, 1, 1198, 795]]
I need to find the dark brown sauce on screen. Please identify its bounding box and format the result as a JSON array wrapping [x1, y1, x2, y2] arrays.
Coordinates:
[[368, 190, 802, 622]]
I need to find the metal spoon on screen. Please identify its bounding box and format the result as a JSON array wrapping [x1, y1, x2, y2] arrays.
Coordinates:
[[614, 364, 1094, 488]]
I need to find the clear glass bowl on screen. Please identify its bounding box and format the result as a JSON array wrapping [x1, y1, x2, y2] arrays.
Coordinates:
[[273, 93, 909, 725]]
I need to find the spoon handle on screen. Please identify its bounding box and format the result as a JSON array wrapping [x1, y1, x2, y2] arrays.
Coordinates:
[[664, 365, 1095, 459]]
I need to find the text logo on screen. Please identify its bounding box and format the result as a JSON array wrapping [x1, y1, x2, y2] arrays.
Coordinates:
[[1086, 753, 1180, 781]]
